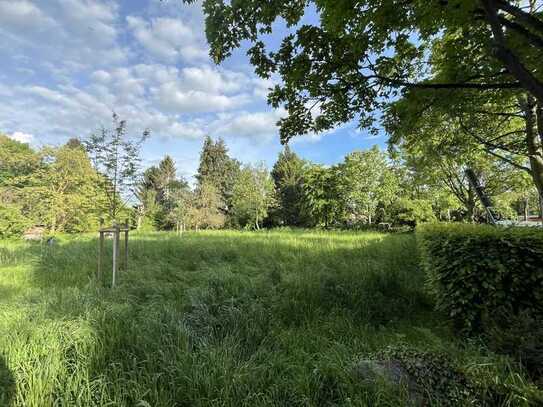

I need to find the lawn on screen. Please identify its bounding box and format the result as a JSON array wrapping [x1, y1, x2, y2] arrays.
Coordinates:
[[0, 230, 538, 406]]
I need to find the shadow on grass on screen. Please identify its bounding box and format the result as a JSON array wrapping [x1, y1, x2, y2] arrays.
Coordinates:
[[0, 356, 14, 406]]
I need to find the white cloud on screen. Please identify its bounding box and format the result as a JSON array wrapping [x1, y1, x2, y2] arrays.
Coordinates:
[[91, 70, 112, 83], [0, 1, 57, 30], [154, 84, 249, 113], [127, 16, 208, 63], [0, 1, 317, 175], [0, 0, 128, 74], [180, 66, 246, 94], [8, 131, 34, 144], [211, 110, 285, 140]]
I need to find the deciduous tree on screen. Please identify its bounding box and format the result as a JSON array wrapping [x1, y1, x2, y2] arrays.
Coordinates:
[[231, 164, 275, 229], [84, 113, 148, 222]]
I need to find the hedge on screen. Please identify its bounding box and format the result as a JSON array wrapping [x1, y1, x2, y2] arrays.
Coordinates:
[[417, 223, 543, 333]]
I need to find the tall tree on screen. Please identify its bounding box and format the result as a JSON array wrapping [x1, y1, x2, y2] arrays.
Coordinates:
[[394, 122, 524, 221], [84, 113, 148, 222], [157, 155, 177, 204], [271, 145, 306, 226], [0, 135, 40, 237], [191, 182, 225, 230], [167, 188, 195, 234], [337, 147, 400, 225], [386, 82, 543, 209], [0, 134, 40, 187], [301, 165, 343, 228], [231, 164, 276, 229], [136, 157, 189, 230], [27, 146, 103, 233], [196, 136, 240, 210]]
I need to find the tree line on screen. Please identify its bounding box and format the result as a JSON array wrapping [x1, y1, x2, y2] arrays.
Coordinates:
[[181, 0, 543, 216], [0, 124, 538, 238]]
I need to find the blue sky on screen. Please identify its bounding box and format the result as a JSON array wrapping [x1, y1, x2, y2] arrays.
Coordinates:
[[0, 0, 385, 183]]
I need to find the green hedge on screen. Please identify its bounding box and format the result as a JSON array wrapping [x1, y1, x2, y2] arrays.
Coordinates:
[[417, 223, 543, 333]]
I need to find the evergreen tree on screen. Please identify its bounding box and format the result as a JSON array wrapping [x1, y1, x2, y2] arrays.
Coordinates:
[[136, 156, 189, 230], [65, 138, 84, 150], [157, 155, 177, 204], [140, 166, 161, 192], [196, 136, 240, 210], [191, 181, 225, 230], [271, 145, 305, 226]]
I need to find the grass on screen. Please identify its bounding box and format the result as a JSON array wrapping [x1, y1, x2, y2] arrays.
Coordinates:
[[0, 230, 540, 406]]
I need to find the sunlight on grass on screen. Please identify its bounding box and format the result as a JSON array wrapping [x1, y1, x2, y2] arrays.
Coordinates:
[[0, 231, 539, 406]]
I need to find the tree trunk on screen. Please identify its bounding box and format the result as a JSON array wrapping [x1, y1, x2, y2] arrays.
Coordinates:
[[480, 0, 543, 104], [136, 208, 143, 230], [522, 97, 543, 206], [466, 186, 476, 222], [524, 197, 529, 221]]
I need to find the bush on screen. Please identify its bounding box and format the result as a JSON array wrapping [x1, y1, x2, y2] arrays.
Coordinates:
[[389, 198, 436, 227], [0, 204, 31, 239], [373, 346, 480, 406], [417, 223, 543, 334]]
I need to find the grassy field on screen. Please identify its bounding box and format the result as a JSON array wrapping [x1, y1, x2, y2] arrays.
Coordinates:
[[0, 230, 540, 406]]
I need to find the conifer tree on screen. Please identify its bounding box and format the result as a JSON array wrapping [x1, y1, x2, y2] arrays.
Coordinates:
[[196, 136, 240, 211], [271, 145, 306, 226]]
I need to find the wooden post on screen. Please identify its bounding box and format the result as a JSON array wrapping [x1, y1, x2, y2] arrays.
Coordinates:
[[124, 218, 129, 272], [98, 232, 104, 281], [112, 224, 120, 287], [98, 217, 104, 283]]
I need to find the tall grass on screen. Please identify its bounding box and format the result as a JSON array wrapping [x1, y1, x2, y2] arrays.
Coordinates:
[[0, 230, 540, 406]]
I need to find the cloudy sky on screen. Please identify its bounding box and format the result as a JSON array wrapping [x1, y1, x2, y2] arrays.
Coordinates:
[[0, 0, 385, 182]]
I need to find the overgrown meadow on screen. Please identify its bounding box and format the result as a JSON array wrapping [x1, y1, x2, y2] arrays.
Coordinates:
[[0, 230, 540, 406]]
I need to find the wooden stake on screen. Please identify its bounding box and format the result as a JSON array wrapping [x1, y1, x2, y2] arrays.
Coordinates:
[[124, 218, 129, 272], [112, 224, 120, 287], [98, 218, 104, 282], [98, 231, 104, 282]]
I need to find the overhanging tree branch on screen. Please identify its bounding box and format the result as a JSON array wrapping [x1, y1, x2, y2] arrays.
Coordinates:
[[496, 0, 543, 35], [372, 74, 522, 90], [458, 118, 532, 173], [481, 0, 543, 103], [499, 16, 543, 49]]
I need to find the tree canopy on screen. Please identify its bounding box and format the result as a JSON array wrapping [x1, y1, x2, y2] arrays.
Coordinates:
[[183, 0, 543, 142]]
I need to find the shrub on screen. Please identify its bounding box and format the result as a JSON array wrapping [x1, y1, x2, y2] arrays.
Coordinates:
[[0, 204, 31, 239], [372, 346, 480, 406], [389, 198, 436, 227], [417, 223, 543, 334]]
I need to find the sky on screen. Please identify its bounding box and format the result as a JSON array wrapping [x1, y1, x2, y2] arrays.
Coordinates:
[[0, 0, 386, 183]]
